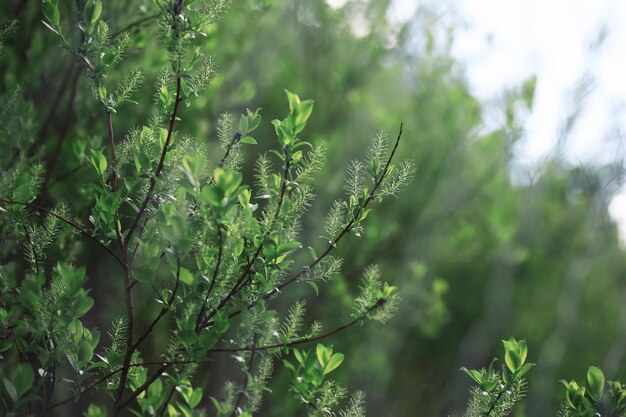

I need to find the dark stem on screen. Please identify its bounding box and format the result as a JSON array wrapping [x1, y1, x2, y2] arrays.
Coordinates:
[[210, 301, 385, 353], [124, 77, 182, 250], [230, 333, 258, 417], [118, 364, 170, 410], [107, 110, 124, 250], [227, 123, 404, 321], [196, 225, 223, 332], [112, 13, 160, 39], [1, 199, 126, 268], [114, 266, 135, 415], [200, 148, 292, 328]]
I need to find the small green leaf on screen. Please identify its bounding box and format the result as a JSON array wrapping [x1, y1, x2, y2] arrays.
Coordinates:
[[240, 136, 257, 145], [159, 127, 169, 149], [460, 367, 483, 385], [15, 363, 34, 397], [42, 2, 60, 26], [239, 115, 249, 135], [323, 353, 344, 374], [188, 387, 203, 408], [316, 344, 331, 367], [179, 267, 194, 286], [587, 366, 605, 400]]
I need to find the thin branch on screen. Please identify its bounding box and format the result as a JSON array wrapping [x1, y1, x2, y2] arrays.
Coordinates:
[[124, 77, 182, 250], [115, 266, 135, 415], [107, 110, 124, 250], [131, 258, 181, 351], [112, 13, 160, 39], [1, 199, 126, 268], [118, 364, 170, 410], [211, 301, 385, 353], [200, 148, 293, 328], [195, 225, 223, 332], [230, 333, 258, 417], [227, 123, 405, 321]]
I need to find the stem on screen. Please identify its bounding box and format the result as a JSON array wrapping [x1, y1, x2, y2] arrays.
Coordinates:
[[210, 301, 385, 353], [196, 225, 223, 332], [114, 266, 135, 415], [112, 13, 160, 39], [118, 364, 170, 410], [1, 199, 126, 268], [227, 123, 404, 321], [229, 333, 258, 417], [199, 148, 292, 329], [107, 110, 124, 250], [124, 77, 182, 250]]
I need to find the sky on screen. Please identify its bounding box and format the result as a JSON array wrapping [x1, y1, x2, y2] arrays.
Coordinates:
[[350, 0, 626, 239]]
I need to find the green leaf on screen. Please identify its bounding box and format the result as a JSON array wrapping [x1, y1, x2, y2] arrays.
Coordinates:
[[42, 2, 60, 26], [240, 136, 257, 145], [284, 89, 301, 111], [2, 378, 17, 402], [239, 115, 249, 135], [504, 349, 522, 373], [587, 366, 605, 400], [306, 280, 319, 296], [277, 241, 301, 255], [516, 362, 534, 379], [159, 127, 169, 149], [188, 388, 203, 408], [179, 267, 194, 286], [460, 367, 483, 385], [15, 363, 34, 397], [87, 0, 102, 24], [323, 353, 344, 374], [316, 344, 331, 367]]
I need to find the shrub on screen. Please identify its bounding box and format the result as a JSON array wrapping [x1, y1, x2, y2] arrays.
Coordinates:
[[0, 1, 412, 416]]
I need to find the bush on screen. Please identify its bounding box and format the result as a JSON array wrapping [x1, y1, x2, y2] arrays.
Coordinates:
[[0, 1, 412, 416]]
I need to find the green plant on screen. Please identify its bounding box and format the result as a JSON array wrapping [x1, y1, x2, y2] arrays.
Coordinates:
[[559, 367, 626, 417], [461, 340, 626, 417], [461, 337, 534, 417], [0, 1, 411, 416]]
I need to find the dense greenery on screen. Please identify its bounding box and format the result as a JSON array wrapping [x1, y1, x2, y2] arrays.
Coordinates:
[[2, 0, 626, 416]]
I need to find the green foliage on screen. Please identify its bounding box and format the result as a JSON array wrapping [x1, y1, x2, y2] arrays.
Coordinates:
[[0, 1, 410, 416], [559, 367, 626, 417], [461, 338, 533, 417]]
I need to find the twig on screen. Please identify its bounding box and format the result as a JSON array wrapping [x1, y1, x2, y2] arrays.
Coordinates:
[[210, 301, 384, 353], [227, 123, 404, 321], [195, 225, 223, 332], [107, 111, 125, 250], [230, 333, 258, 417], [114, 266, 135, 415], [124, 77, 182, 250], [112, 13, 160, 39], [1, 199, 126, 268]]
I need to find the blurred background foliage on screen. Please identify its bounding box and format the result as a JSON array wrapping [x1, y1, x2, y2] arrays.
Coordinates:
[[2, 0, 626, 416]]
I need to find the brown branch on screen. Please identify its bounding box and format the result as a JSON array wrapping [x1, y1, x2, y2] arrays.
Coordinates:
[[118, 364, 170, 410], [124, 77, 182, 250], [1, 199, 126, 268]]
